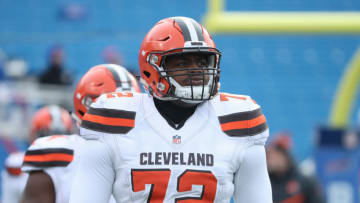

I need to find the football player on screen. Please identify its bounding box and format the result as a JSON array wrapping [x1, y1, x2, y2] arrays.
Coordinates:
[[20, 64, 140, 203], [70, 17, 272, 203], [2, 105, 73, 203]]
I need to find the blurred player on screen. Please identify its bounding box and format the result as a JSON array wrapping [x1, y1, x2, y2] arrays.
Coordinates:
[[20, 64, 140, 203], [29, 105, 73, 143], [2, 105, 73, 203], [267, 133, 324, 203], [70, 17, 272, 202]]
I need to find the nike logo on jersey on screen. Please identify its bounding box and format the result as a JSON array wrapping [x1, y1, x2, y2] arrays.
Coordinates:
[[140, 152, 214, 166]]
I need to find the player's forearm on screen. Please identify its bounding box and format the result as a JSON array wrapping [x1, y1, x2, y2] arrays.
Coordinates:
[[19, 195, 52, 203], [19, 171, 55, 203], [19, 189, 55, 203]]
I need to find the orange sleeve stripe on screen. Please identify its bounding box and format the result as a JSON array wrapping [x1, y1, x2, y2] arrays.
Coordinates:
[[83, 114, 135, 127], [6, 167, 22, 176], [23, 153, 74, 162], [220, 114, 266, 131]]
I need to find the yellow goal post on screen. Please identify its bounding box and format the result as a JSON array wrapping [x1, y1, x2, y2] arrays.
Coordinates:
[[202, 0, 360, 127]]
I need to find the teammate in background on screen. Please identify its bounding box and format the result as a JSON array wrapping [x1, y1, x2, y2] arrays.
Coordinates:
[[29, 105, 73, 143], [2, 105, 73, 203], [20, 64, 140, 203], [266, 133, 324, 203], [70, 17, 272, 202]]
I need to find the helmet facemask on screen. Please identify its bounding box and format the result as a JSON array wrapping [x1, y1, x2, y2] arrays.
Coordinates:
[[148, 47, 221, 104]]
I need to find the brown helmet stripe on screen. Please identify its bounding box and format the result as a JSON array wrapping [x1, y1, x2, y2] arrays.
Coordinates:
[[106, 66, 122, 88], [190, 18, 204, 41], [172, 17, 192, 42]]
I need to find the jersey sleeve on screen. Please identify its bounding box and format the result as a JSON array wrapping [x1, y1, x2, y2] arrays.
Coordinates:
[[69, 137, 114, 203], [233, 144, 272, 202], [22, 135, 74, 172], [80, 92, 141, 140], [212, 93, 272, 202], [5, 151, 24, 175], [2, 152, 28, 203], [213, 93, 269, 146]]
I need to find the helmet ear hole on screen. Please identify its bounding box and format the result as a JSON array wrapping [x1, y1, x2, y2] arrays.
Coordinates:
[[95, 82, 104, 87], [78, 110, 85, 116], [143, 71, 151, 78], [159, 36, 170, 41]]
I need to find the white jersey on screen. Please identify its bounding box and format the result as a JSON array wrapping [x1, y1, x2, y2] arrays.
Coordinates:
[[1, 151, 28, 203], [70, 92, 272, 203], [22, 134, 116, 203]]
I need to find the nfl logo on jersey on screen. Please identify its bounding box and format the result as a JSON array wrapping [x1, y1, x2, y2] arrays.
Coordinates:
[[173, 135, 181, 144]]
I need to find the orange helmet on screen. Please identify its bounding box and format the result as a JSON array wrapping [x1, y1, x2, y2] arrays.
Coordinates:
[[268, 132, 293, 151], [73, 64, 140, 122], [30, 105, 73, 142], [138, 16, 221, 105]]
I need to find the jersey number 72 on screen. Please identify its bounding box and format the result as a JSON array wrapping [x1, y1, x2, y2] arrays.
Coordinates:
[[131, 169, 217, 202]]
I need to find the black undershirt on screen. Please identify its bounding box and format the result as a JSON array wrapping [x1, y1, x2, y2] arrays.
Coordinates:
[[153, 98, 197, 130]]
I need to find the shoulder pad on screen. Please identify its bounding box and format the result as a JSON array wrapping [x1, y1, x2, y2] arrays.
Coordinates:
[[80, 92, 143, 138], [22, 135, 74, 170], [212, 93, 268, 138]]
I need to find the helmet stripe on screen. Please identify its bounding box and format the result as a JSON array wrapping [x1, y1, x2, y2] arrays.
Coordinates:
[[172, 17, 204, 42], [48, 105, 65, 132], [182, 17, 199, 41], [114, 66, 131, 90], [190, 18, 204, 41], [107, 65, 131, 90], [171, 17, 192, 42], [106, 66, 122, 88]]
